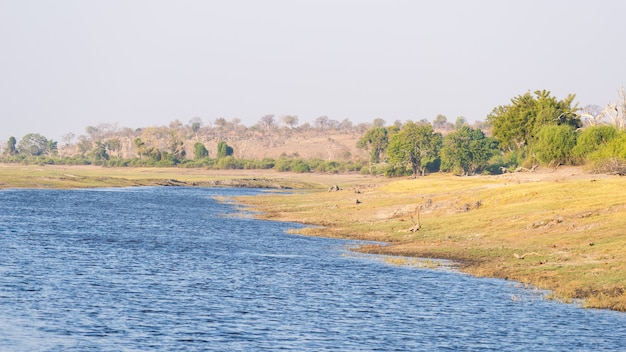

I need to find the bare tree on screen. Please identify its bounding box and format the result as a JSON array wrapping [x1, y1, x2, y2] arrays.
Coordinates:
[[169, 119, 183, 130], [214, 117, 227, 130], [596, 87, 626, 130], [339, 118, 353, 131], [62, 132, 75, 146], [579, 104, 605, 127], [260, 114, 276, 132], [315, 116, 329, 130], [373, 118, 386, 127], [433, 114, 448, 130], [281, 115, 299, 129], [615, 87, 626, 130]]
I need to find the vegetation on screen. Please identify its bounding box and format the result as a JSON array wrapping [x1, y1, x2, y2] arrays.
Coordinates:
[[440, 126, 497, 175], [357, 126, 389, 164], [487, 90, 581, 152], [533, 125, 577, 167], [387, 122, 442, 177], [3, 87, 625, 176]]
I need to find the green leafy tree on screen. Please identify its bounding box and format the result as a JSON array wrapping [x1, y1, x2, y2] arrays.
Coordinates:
[[47, 139, 58, 156], [533, 125, 577, 167], [454, 116, 467, 130], [105, 138, 121, 158], [76, 136, 92, 157], [357, 127, 389, 163], [387, 122, 442, 177], [5, 136, 17, 155], [441, 126, 497, 176], [17, 133, 49, 156], [90, 141, 109, 161], [133, 138, 146, 159], [487, 90, 581, 152], [193, 142, 209, 159], [217, 141, 234, 158]]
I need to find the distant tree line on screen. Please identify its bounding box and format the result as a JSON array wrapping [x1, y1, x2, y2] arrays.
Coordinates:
[[358, 89, 626, 176], [3, 88, 626, 175]]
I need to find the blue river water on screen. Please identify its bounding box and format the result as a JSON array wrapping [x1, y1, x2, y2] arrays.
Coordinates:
[[0, 187, 625, 351]]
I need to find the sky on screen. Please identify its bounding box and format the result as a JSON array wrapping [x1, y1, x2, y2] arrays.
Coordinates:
[[1, 0, 625, 142]]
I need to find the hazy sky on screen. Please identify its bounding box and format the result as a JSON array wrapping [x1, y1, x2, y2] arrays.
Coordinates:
[[1, 0, 625, 141]]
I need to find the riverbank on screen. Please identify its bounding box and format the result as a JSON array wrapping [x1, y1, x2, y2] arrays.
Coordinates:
[[236, 166, 626, 311], [2, 163, 625, 311], [0, 164, 351, 190]]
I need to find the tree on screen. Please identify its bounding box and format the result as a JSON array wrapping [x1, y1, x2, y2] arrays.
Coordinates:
[[260, 114, 276, 132], [133, 138, 146, 159], [373, 118, 386, 127], [5, 136, 17, 155], [62, 132, 75, 147], [217, 141, 234, 158], [433, 114, 448, 130], [315, 116, 330, 130], [357, 127, 388, 164], [105, 138, 121, 158], [169, 119, 183, 130], [339, 118, 353, 131], [282, 115, 299, 129], [214, 117, 227, 130], [597, 86, 626, 130], [47, 139, 58, 156], [387, 122, 442, 177], [441, 126, 497, 176], [193, 142, 209, 159], [454, 116, 467, 130], [533, 125, 577, 167], [17, 133, 50, 156], [90, 141, 109, 162], [76, 136, 92, 157], [487, 90, 581, 152], [189, 117, 203, 141], [168, 130, 186, 161]]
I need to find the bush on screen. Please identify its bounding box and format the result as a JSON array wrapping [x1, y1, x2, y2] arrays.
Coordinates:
[[573, 126, 619, 161], [273, 158, 311, 173], [587, 131, 626, 164], [216, 156, 242, 169], [291, 160, 311, 173], [243, 158, 275, 169], [533, 125, 577, 167], [274, 158, 292, 172], [384, 164, 412, 177], [316, 161, 342, 173]]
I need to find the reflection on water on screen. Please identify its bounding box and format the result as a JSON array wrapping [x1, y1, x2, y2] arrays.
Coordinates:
[[0, 187, 624, 351]]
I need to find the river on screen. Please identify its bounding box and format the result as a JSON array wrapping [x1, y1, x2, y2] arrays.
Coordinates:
[[0, 187, 624, 351]]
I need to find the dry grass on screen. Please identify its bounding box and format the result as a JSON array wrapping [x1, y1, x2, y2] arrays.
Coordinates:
[[0, 164, 360, 190]]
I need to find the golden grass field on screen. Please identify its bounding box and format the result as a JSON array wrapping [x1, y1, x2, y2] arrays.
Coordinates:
[[2, 163, 625, 311]]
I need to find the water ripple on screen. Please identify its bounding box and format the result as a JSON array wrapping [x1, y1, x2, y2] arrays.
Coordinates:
[[0, 187, 625, 351]]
